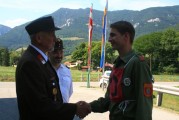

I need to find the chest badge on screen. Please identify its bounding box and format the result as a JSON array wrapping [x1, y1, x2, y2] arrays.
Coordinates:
[[53, 88, 57, 101], [123, 78, 131, 86]]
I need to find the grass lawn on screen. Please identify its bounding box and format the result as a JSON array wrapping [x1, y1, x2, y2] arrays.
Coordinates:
[[153, 75, 179, 82], [70, 69, 102, 82], [0, 66, 178, 82], [0, 66, 16, 81], [0, 66, 102, 82]]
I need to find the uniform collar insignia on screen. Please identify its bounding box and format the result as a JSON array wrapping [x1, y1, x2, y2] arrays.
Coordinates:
[[37, 54, 46, 64]]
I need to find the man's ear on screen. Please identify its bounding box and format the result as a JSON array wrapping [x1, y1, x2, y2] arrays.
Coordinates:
[[124, 32, 130, 43], [35, 33, 41, 44]]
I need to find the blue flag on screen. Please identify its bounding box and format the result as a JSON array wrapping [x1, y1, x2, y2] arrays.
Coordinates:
[[100, 0, 108, 69]]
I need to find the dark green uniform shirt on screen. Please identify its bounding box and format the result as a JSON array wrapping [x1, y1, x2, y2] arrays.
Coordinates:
[[90, 50, 153, 120]]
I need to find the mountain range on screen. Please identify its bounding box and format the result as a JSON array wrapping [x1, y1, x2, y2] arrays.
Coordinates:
[[1, 5, 179, 55], [0, 25, 11, 36]]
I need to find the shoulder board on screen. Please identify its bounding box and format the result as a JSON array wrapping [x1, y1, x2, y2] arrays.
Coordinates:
[[139, 55, 145, 61], [136, 53, 145, 61]]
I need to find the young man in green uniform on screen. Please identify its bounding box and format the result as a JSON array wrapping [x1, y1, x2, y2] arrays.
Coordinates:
[[90, 21, 153, 120]]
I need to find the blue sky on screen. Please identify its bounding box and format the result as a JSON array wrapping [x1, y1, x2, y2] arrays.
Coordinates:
[[0, 0, 179, 28]]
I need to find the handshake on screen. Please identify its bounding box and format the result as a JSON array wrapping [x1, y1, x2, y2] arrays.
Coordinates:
[[76, 101, 91, 119]]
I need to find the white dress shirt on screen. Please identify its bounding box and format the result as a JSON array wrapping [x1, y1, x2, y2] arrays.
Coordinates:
[[56, 64, 73, 103], [56, 64, 81, 120]]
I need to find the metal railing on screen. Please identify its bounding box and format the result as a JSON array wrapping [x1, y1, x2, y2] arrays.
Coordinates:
[[153, 84, 179, 106]]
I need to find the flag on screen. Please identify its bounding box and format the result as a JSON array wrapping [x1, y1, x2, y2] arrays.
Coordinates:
[[100, 0, 108, 70], [88, 4, 93, 68]]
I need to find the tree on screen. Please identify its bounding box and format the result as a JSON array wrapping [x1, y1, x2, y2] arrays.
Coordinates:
[[71, 41, 115, 69], [3, 48, 10, 66], [133, 29, 179, 74], [133, 32, 162, 72], [159, 29, 179, 73], [0, 47, 10, 66], [91, 42, 101, 68], [71, 42, 87, 65], [0, 48, 3, 65], [10, 50, 22, 66]]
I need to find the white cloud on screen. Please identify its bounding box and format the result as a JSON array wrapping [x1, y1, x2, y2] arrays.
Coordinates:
[[0, 0, 92, 27], [0, 0, 90, 13], [4, 18, 29, 28], [0, 0, 178, 12], [99, 0, 178, 11]]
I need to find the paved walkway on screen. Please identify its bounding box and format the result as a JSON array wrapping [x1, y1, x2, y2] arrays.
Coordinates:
[[0, 82, 179, 120]]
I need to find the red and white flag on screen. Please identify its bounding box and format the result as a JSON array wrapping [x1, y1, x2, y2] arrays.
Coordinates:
[[88, 4, 93, 67]]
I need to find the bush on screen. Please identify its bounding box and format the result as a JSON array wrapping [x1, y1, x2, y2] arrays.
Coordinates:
[[163, 64, 177, 74]]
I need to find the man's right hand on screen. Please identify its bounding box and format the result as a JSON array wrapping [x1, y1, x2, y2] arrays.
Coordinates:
[[76, 101, 91, 119]]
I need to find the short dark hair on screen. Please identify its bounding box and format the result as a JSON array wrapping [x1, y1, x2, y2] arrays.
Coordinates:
[[110, 21, 135, 44]]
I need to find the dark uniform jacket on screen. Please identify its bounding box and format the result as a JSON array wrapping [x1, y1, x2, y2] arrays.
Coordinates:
[[16, 45, 76, 120], [90, 50, 153, 120]]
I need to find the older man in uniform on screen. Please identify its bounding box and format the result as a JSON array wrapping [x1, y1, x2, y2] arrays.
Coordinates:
[[16, 16, 90, 120], [90, 21, 153, 120]]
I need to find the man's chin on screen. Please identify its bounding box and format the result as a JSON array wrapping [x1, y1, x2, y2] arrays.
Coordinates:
[[54, 60, 61, 64], [111, 46, 116, 50], [49, 47, 54, 52]]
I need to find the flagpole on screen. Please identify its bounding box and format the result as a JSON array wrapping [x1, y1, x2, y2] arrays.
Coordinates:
[[102, 14, 107, 90], [100, 0, 108, 73], [87, 3, 93, 88], [103, 15, 107, 74], [99, 0, 108, 90]]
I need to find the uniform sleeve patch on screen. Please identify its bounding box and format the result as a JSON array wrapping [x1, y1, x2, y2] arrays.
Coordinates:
[[144, 83, 153, 97], [139, 55, 145, 61]]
